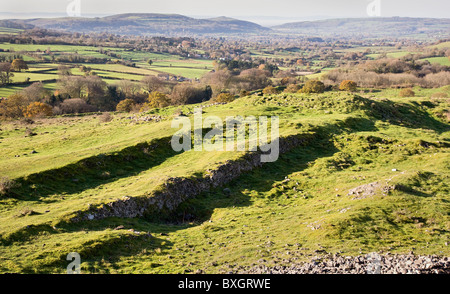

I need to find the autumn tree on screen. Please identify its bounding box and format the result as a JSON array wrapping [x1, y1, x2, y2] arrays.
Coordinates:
[[23, 102, 53, 118], [0, 94, 28, 119], [11, 59, 28, 72], [146, 91, 170, 109], [116, 98, 136, 112]]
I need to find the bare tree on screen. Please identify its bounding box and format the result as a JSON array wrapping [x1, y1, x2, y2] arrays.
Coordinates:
[[20, 82, 49, 103], [57, 76, 86, 98], [0, 62, 13, 85], [116, 80, 140, 98], [141, 75, 165, 94]]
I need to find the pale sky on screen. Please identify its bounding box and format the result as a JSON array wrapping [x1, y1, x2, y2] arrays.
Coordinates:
[[0, 0, 449, 25]]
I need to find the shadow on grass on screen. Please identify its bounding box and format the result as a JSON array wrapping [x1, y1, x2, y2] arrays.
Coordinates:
[[152, 116, 378, 225], [3, 217, 179, 273], [11, 136, 179, 201], [357, 95, 450, 134]]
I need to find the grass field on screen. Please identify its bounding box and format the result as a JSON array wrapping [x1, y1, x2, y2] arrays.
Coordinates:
[[0, 42, 213, 85], [10, 72, 58, 83], [419, 56, 450, 66], [0, 90, 448, 273], [0, 42, 217, 97], [428, 41, 450, 49], [366, 51, 417, 59], [0, 27, 23, 35]]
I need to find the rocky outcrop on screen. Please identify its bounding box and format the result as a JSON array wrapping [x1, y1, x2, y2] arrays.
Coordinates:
[[232, 253, 450, 274], [70, 133, 312, 223]]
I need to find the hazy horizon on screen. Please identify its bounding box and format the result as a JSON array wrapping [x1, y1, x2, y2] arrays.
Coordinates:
[[0, 0, 449, 26]]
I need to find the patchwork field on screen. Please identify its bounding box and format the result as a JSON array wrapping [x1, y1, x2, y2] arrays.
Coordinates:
[[0, 42, 214, 97]]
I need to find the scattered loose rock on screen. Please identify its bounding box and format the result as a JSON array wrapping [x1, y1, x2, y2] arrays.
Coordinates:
[[234, 253, 450, 274]]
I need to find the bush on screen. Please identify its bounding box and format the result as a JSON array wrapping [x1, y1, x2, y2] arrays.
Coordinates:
[[23, 102, 53, 118], [299, 80, 325, 94], [239, 90, 250, 97], [98, 112, 113, 123], [57, 98, 96, 114], [170, 84, 212, 105], [399, 88, 415, 97], [430, 92, 448, 99], [116, 98, 136, 112], [0, 176, 16, 197], [284, 84, 302, 93], [339, 80, 357, 92], [262, 86, 279, 95], [423, 72, 450, 88], [212, 93, 235, 103]]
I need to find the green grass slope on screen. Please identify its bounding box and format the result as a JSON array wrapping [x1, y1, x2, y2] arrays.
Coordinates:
[[0, 91, 449, 273]]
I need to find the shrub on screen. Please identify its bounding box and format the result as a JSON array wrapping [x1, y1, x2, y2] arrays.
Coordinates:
[[58, 98, 96, 114], [430, 92, 448, 99], [299, 80, 325, 93], [98, 112, 113, 123], [23, 102, 53, 118], [423, 72, 450, 88], [170, 84, 212, 105], [339, 80, 358, 92], [116, 98, 136, 112], [262, 86, 279, 95], [399, 88, 415, 97], [284, 84, 302, 93], [240, 90, 250, 97], [212, 93, 235, 103], [0, 177, 16, 197]]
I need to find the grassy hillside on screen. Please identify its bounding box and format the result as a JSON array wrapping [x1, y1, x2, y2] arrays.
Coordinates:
[[13, 13, 270, 36], [273, 17, 450, 39], [419, 56, 450, 66], [0, 90, 449, 273]]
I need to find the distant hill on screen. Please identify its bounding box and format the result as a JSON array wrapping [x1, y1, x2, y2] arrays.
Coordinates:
[[10, 13, 270, 35], [272, 17, 450, 38], [2, 14, 449, 39]]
